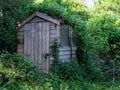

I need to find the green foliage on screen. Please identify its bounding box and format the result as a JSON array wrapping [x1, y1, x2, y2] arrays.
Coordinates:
[[94, 0, 120, 14], [51, 61, 82, 80], [84, 12, 120, 52], [77, 2, 120, 80], [1, 0, 120, 89], [0, 52, 120, 90], [50, 42, 59, 64], [0, 51, 40, 89], [51, 60, 103, 82], [0, 0, 34, 53]]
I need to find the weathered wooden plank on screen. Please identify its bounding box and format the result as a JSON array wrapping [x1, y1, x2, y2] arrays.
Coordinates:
[[59, 54, 76, 60], [18, 27, 24, 31], [17, 49, 24, 53], [49, 27, 56, 30], [31, 23, 35, 61], [38, 23, 42, 69], [40, 22, 44, 69], [34, 23, 39, 66], [49, 24, 56, 28], [24, 24, 28, 57], [49, 39, 56, 43], [46, 22, 50, 72], [49, 22, 55, 26], [59, 47, 77, 51], [44, 22, 48, 72], [17, 52, 23, 55], [45, 23, 49, 53], [56, 25, 60, 40], [24, 23, 31, 60], [18, 39, 24, 44], [18, 31, 24, 36], [59, 50, 76, 56], [27, 24, 31, 60], [17, 35, 23, 40], [41, 23, 45, 70], [17, 44, 24, 49], [59, 51, 70, 56], [50, 34, 57, 40], [57, 25, 61, 50], [50, 30, 57, 34], [43, 22, 47, 71], [59, 54, 71, 60], [49, 28, 56, 30], [29, 17, 45, 23]]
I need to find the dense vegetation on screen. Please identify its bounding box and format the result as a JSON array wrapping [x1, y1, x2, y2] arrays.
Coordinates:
[[0, 0, 120, 89]]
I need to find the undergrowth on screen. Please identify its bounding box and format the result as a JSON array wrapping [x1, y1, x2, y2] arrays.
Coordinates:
[[0, 52, 120, 90]]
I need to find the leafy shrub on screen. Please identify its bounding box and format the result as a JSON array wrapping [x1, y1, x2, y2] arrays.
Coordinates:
[[0, 51, 62, 90], [51, 60, 104, 82], [0, 51, 39, 89], [51, 61, 82, 80]]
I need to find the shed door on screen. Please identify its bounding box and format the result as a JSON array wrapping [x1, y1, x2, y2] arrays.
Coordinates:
[[24, 22, 49, 72]]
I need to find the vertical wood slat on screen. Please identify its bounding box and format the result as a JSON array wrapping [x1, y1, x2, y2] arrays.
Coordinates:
[[31, 23, 35, 61], [27, 26, 30, 59], [24, 24, 32, 60], [34, 23, 39, 66], [24, 25, 28, 57], [28, 24, 32, 60], [46, 22, 49, 72], [38, 23, 42, 69], [42, 23, 46, 71], [17, 28, 24, 55], [41, 22, 44, 69], [43, 23, 47, 70]]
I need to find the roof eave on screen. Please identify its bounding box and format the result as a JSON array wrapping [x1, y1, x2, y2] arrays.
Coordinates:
[[17, 12, 61, 29]]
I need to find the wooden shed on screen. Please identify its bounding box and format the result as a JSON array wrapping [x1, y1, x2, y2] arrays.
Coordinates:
[[17, 12, 76, 72]]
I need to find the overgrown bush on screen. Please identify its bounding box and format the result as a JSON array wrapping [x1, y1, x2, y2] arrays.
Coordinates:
[[0, 51, 41, 89], [0, 51, 63, 90], [51, 61, 82, 80], [51, 60, 103, 82]]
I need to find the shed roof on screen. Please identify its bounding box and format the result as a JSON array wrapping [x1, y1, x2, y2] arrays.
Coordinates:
[[17, 12, 62, 29]]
